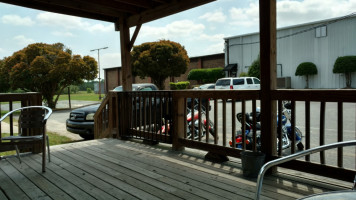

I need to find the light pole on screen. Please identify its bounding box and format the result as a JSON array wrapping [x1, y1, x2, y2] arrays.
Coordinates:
[[90, 47, 108, 100]]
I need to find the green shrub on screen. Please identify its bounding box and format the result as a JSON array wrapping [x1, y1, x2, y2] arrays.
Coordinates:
[[187, 67, 224, 83], [87, 88, 93, 93], [333, 56, 356, 88], [170, 81, 190, 90], [239, 72, 248, 77], [248, 55, 260, 79], [295, 62, 318, 88]]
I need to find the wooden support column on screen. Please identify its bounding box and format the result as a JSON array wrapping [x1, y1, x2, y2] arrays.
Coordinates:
[[118, 17, 132, 91], [259, 0, 277, 162]]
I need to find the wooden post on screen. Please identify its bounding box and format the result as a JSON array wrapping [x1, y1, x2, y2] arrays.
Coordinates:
[[259, 0, 277, 162], [118, 17, 132, 92], [172, 93, 185, 151]]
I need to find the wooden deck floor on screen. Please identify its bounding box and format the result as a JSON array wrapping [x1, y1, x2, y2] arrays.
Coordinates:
[[0, 139, 352, 200]]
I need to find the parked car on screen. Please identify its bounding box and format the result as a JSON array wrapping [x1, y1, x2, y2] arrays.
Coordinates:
[[215, 77, 260, 90], [66, 83, 159, 140], [194, 83, 215, 90]]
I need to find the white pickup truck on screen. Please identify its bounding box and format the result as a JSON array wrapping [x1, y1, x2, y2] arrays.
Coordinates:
[[215, 77, 260, 90]]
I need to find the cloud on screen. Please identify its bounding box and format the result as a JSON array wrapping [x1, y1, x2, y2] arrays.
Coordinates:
[[201, 42, 225, 55], [199, 9, 227, 23], [13, 35, 35, 46], [36, 12, 113, 32], [139, 20, 205, 40], [198, 33, 225, 42], [1, 15, 35, 26], [0, 48, 4, 53], [276, 0, 356, 27], [229, 0, 356, 29], [100, 53, 122, 68], [52, 31, 75, 37], [229, 2, 259, 27]]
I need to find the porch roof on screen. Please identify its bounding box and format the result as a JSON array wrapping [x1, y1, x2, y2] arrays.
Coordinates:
[[0, 0, 215, 27]]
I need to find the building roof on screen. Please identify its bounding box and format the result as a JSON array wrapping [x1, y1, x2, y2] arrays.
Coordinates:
[[224, 13, 356, 40], [0, 0, 215, 27]]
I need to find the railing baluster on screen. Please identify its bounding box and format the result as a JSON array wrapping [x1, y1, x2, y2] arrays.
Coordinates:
[[252, 100, 257, 152], [232, 99, 236, 149], [198, 98, 202, 142], [320, 101, 326, 164], [242, 100, 246, 150], [291, 100, 296, 154], [277, 100, 282, 156], [205, 98, 210, 143], [191, 98, 195, 141], [337, 102, 343, 167], [9, 101, 13, 136], [223, 99, 226, 147], [305, 101, 311, 161], [214, 99, 218, 145]]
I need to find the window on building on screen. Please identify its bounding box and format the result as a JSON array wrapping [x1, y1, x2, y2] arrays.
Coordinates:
[[315, 25, 327, 38]]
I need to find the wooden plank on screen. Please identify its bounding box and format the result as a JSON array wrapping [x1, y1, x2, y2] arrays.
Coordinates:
[[0, 189, 8, 200], [58, 143, 203, 200], [50, 146, 161, 200], [21, 156, 117, 200], [31, 153, 137, 199], [101, 139, 332, 199], [0, 163, 30, 200], [81, 140, 297, 199], [0, 159, 49, 200], [64, 142, 232, 200]]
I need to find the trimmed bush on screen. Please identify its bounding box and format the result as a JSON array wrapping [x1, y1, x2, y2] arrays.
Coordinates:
[[187, 67, 224, 83], [295, 62, 318, 88], [333, 56, 356, 88], [87, 88, 93, 93], [170, 81, 190, 90]]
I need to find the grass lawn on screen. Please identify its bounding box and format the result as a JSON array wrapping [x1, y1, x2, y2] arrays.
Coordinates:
[[57, 91, 101, 101], [0, 132, 73, 156]]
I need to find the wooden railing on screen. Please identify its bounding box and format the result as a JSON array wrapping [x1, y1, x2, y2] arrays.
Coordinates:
[[94, 92, 118, 139], [96, 89, 356, 182], [0, 92, 42, 152]]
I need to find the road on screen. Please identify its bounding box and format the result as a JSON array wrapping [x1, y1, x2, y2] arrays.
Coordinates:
[[206, 100, 356, 170]]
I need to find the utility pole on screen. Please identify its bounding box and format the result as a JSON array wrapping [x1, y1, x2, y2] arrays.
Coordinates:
[[90, 47, 108, 100]]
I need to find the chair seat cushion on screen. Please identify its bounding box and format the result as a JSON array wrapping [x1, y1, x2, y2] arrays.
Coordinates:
[[1, 135, 43, 141]]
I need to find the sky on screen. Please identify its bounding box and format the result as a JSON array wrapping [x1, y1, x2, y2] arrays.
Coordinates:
[[0, 0, 355, 78]]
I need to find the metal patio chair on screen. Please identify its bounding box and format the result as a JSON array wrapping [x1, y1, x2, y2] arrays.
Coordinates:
[[0, 106, 52, 172]]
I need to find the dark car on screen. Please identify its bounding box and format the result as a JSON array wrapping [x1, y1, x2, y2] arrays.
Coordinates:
[[66, 83, 159, 140]]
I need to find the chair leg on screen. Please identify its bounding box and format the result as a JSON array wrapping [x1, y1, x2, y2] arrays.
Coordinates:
[[14, 145, 22, 164], [46, 135, 50, 162]]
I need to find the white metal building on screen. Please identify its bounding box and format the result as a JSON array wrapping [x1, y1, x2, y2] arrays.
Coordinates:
[[224, 14, 356, 89]]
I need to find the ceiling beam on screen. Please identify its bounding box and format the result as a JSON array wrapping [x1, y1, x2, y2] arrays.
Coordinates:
[[127, 0, 215, 27], [0, 0, 117, 22]]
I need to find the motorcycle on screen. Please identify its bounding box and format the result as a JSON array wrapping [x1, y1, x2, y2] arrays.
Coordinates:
[[230, 101, 304, 151], [159, 100, 216, 140]]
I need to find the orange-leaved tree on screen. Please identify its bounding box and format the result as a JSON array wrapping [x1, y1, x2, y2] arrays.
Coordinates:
[[131, 40, 189, 90], [2, 43, 98, 108]]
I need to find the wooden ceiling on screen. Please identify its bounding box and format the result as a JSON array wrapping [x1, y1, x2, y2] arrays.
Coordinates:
[[0, 0, 215, 27]]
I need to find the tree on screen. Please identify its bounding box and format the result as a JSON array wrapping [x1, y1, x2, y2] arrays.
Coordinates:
[[131, 40, 189, 89], [248, 55, 260, 79], [295, 62, 318, 88], [2, 43, 98, 108], [0, 58, 10, 93], [333, 56, 356, 88]]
